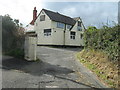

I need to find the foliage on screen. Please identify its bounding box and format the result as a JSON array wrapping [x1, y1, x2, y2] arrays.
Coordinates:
[[2, 14, 25, 58], [84, 25, 119, 61], [76, 50, 118, 88], [5, 48, 24, 59]]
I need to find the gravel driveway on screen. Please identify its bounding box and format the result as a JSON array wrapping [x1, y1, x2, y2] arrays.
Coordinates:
[[2, 46, 107, 88]]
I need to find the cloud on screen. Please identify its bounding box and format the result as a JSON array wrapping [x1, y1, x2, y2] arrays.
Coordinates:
[[0, 0, 46, 26], [0, 1, 118, 28], [44, 2, 117, 28], [62, 7, 77, 16]]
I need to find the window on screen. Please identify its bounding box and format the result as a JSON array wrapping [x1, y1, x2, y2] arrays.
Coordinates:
[[67, 25, 72, 30], [77, 21, 82, 31], [70, 31, 76, 39], [44, 29, 51, 36], [77, 26, 82, 31], [40, 15, 45, 21], [80, 33, 83, 39], [78, 21, 82, 27], [57, 22, 65, 29]]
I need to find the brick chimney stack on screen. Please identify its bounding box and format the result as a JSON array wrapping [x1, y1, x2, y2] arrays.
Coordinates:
[[30, 7, 37, 25], [33, 7, 37, 22]]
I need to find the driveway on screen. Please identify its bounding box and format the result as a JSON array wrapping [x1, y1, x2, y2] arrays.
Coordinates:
[[2, 46, 107, 88]]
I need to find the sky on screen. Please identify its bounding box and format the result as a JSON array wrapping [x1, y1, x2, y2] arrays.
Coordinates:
[[0, 0, 118, 28]]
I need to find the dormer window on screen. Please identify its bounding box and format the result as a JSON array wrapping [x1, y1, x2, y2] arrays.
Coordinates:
[[77, 26, 82, 31], [78, 21, 82, 27], [40, 15, 45, 21], [57, 22, 65, 29], [77, 21, 82, 31]]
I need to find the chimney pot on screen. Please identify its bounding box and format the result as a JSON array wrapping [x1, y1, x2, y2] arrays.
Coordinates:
[[33, 7, 37, 22], [34, 7, 36, 10]]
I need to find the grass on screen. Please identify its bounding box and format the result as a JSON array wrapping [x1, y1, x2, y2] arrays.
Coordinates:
[[5, 48, 24, 59], [76, 49, 119, 88]]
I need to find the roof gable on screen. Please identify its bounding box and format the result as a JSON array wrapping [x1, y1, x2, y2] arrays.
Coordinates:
[[42, 9, 76, 25], [73, 17, 81, 21]]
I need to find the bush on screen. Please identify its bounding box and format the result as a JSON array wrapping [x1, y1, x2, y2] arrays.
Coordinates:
[[2, 15, 25, 58], [5, 48, 24, 59], [84, 25, 119, 61]]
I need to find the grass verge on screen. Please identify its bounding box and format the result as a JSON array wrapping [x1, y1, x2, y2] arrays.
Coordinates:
[[76, 49, 119, 88]]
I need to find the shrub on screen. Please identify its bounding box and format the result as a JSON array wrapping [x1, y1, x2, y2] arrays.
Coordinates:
[[84, 25, 119, 61], [5, 48, 24, 59], [2, 15, 25, 59]]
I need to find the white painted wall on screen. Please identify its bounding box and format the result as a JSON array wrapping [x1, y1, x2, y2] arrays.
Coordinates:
[[34, 10, 53, 45], [65, 19, 85, 46], [34, 10, 85, 46], [24, 36, 37, 61], [51, 21, 64, 45]]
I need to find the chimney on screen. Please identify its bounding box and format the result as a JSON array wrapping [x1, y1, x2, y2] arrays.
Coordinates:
[[33, 7, 37, 22], [30, 7, 37, 25]]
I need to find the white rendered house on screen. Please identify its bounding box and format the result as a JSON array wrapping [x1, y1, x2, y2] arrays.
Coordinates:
[[28, 7, 86, 46]]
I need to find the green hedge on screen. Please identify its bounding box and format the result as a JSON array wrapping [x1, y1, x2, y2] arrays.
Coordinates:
[[84, 25, 119, 61], [2, 15, 25, 59]]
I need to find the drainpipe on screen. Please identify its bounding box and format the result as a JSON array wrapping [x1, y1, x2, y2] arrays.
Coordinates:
[[63, 24, 66, 46]]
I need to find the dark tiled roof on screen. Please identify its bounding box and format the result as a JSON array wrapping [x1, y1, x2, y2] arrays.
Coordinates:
[[43, 9, 76, 25]]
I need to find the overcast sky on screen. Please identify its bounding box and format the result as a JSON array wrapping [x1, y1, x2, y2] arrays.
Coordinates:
[[0, 0, 118, 28]]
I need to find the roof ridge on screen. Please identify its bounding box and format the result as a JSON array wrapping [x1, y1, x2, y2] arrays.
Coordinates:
[[42, 8, 74, 19], [42, 8, 76, 25]]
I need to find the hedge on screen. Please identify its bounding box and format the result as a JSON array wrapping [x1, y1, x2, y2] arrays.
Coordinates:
[[84, 25, 119, 61]]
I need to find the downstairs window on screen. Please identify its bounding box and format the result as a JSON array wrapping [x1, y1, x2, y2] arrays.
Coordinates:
[[44, 29, 51, 36], [70, 31, 76, 39]]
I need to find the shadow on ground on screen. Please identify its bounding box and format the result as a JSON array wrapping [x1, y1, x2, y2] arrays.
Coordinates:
[[2, 56, 74, 76], [2, 56, 99, 89]]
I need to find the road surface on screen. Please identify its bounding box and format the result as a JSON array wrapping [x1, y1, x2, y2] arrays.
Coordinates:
[[2, 46, 107, 88]]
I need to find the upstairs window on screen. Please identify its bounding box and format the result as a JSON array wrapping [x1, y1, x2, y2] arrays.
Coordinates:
[[77, 21, 82, 31], [44, 29, 51, 36], [57, 22, 65, 29], [70, 31, 76, 39], [78, 21, 82, 27], [40, 15, 45, 21], [77, 26, 82, 31], [67, 25, 72, 30]]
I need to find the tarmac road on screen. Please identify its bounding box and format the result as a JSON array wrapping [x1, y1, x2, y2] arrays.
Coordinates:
[[2, 46, 107, 88]]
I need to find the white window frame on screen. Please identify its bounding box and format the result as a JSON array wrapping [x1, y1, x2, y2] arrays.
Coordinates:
[[78, 21, 82, 27], [57, 22, 65, 29], [40, 15, 45, 21], [44, 29, 51, 36], [70, 32, 76, 40], [77, 26, 82, 31]]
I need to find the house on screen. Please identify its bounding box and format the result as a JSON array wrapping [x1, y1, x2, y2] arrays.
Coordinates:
[[25, 7, 37, 32], [26, 7, 86, 46]]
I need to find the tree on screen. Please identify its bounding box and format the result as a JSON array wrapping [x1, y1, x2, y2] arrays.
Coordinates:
[[2, 14, 25, 53]]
